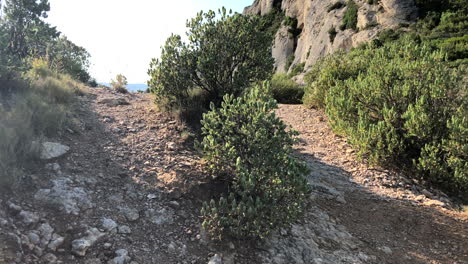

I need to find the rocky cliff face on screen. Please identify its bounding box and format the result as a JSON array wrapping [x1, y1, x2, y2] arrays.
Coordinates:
[[244, 0, 418, 76]]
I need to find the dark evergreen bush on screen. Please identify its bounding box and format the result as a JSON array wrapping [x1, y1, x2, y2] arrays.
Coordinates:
[[324, 38, 467, 198], [198, 85, 310, 239]]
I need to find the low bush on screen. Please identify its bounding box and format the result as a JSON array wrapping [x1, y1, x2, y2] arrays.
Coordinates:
[[323, 37, 467, 199], [111, 74, 128, 93], [410, 0, 467, 65], [303, 50, 366, 108], [198, 85, 310, 239], [418, 108, 467, 197], [270, 73, 304, 104], [415, 0, 466, 17], [341, 1, 359, 31]]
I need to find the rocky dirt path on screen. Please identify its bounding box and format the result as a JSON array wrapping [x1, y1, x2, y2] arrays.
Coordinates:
[[0, 88, 247, 264], [0, 89, 466, 264]]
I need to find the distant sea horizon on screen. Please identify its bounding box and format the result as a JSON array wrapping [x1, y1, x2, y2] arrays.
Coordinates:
[[99, 82, 149, 92]]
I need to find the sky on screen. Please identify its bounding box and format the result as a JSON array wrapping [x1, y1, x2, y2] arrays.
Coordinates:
[[46, 0, 254, 84]]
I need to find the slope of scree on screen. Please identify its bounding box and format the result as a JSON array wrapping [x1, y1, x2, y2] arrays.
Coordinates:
[[0, 89, 466, 264]]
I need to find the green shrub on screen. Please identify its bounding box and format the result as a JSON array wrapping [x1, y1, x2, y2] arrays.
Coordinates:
[[418, 107, 467, 198], [328, 27, 338, 43], [415, 0, 466, 17], [324, 37, 467, 198], [327, 2, 346, 12], [198, 85, 310, 239], [431, 35, 468, 62], [303, 50, 366, 108], [341, 1, 359, 31], [111, 74, 128, 93], [270, 73, 304, 104], [148, 8, 273, 122]]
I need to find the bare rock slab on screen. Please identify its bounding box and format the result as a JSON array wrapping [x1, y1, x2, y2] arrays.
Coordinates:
[[40, 142, 70, 160], [71, 228, 105, 257], [34, 178, 94, 215], [145, 207, 174, 225]]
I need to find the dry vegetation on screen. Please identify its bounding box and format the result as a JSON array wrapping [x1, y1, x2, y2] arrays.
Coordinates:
[[0, 59, 86, 186]]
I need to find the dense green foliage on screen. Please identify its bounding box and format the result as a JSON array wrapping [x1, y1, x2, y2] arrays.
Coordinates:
[[340, 1, 358, 31], [0, 0, 92, 84], [303, 50, 364, 108], [47, 36, 92, 83], [415, 0, 466, 17], [304, 37, 467, 199], [375, 0, 467, 65], [1, 0, 55, 59], [270, 73, 304, 104], [198, 85, 310, 239], [147, 8, 274, 122], [111, 74, 128, 93]]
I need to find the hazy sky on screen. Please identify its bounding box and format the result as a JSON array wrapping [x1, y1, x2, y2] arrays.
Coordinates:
[[47, 0, 253, 83]]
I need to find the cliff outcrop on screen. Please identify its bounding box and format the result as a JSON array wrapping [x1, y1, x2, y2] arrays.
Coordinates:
[[244, 0, 418, 75]]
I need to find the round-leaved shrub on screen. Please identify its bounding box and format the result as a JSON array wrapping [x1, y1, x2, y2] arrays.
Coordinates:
[[198, 84, 311, 239]]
